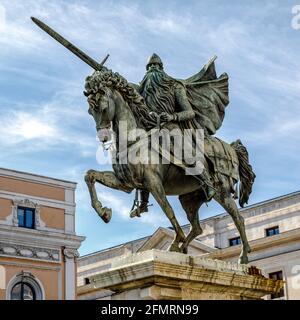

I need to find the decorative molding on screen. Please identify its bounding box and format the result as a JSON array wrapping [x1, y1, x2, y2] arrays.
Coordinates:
[[63, 248, 78, 300], [196, 191, 300, 229], [0, 224, 85, 249], [11, 198, 45, 229], [208, 227, 300, 260], [63, 248, 79, 261], [0, 167, 76, 190], [6, 271, 45, 300], [0, 241, 60, 263], [0, 260, 61, 271], [0, 190, 76, 211]]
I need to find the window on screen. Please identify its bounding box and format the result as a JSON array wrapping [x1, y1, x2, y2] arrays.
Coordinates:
[[229, 236, 241, 246], [17, 207, 35, 229], [269, 271, 284, 299], [266, 226, 279, 237], [11, 282, 36, 300], [8, 272, 43, 300]]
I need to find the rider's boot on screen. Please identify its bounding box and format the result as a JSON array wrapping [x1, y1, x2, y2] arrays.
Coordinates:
[[130, 190, 150, 218]]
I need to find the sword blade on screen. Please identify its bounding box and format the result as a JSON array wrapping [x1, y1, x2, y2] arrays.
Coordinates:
[[31, 17, 106, 71]]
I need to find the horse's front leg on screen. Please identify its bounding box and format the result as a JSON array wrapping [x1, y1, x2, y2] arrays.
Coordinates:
[[85, 170, 133, 223], [144, 171, 186, 252]]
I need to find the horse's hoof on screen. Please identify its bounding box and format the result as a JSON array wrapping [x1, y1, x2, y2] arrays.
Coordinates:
[[100, 207, 112, 223], [238, 255, 249, 265], [178, 233, 186, 245], [93, 201, 112, 223], [181, 246, 188, 254], [169, 243, 180, 252]]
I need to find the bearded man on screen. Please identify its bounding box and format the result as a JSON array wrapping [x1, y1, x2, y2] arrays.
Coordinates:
[[129, 53, 216, 218]]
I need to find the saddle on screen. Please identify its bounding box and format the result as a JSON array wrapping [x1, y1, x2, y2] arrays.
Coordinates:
[[204, 136, 239, 181]]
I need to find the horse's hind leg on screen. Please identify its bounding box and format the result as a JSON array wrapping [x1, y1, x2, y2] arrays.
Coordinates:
[[179, 191, 204, 254], [144, 171, 186, 252], [85, 169, 133, 223], [214, 186, 251, 264]]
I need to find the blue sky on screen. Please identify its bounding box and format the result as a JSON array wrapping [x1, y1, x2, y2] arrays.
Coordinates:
[[1, 0, 300, 255]]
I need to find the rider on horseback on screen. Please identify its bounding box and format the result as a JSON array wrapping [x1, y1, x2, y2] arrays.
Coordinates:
[[130, 53, 217, 218]]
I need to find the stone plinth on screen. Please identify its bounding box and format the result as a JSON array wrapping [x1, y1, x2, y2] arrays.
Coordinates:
[[78, 250, 283, 300]]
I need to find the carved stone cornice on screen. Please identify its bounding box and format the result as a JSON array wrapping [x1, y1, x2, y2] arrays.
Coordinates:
[[0, 224, 85, 249], [0, 242, 60, 263], [63, 248, 79, 261], [207, 227, 300, 261]]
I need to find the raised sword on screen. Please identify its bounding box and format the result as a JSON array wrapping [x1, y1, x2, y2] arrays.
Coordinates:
[[31, 17, 109, 70]]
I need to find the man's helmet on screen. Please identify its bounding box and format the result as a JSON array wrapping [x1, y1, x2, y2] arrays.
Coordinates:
[[146, 53, 163, 70]]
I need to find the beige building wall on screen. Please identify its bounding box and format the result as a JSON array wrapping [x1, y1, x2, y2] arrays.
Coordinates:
[[0, 257, 60, 300], [0, 168, 85, 300], [39, 206, 65, 230], [0, 176, 65, 201], [0, 199, 11, 220]]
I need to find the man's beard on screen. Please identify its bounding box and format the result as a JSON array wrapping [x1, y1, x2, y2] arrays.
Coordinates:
[[139, 69, 176, 114], [140, 69, 166, 96]]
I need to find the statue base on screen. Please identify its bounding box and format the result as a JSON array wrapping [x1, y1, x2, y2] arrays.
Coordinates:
[[78, 250, 283, 300]]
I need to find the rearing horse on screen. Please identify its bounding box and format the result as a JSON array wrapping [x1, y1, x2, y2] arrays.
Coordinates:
[[84, 68, 255, 264]]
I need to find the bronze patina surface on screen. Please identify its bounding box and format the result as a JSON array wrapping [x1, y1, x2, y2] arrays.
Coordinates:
[[32, 18, 256, 264]]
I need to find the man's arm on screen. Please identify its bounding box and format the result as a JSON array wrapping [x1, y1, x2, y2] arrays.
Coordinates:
[[173, 82, 195, 121]]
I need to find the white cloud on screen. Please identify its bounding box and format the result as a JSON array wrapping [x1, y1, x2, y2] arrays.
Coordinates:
[[0, 4, 5, 32], [0, 79, 95, 154], [7, 112, 57, 140], [0, 109, 59, 144]]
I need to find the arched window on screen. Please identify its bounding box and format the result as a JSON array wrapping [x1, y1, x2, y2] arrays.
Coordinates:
[[7, 272, 44, 300], [11, 282, 36, 300]]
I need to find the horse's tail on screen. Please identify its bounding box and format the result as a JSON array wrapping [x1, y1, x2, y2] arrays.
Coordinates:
[[231, 139, 256, 208]]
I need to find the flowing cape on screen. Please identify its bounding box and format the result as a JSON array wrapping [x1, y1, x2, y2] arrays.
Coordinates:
[[182, 56, 229, 135]]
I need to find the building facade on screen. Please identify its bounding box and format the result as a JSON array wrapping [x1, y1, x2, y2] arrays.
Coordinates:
[[0, 168, 85, 300], [77, 191, 300, 300]]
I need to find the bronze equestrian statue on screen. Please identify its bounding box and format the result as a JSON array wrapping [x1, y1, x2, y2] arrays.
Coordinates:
[[32, 17, 256, 264]]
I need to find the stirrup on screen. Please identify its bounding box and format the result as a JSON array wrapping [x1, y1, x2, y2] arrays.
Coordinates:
[[130, 202, 152, 218], [130, 189, 152, 218]]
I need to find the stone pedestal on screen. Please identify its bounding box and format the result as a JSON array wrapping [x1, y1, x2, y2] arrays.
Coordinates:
[[78, 250, 283, 300]]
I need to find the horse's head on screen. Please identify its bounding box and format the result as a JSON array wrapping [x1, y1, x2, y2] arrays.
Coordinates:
[[84, 69, 155, 141], [84, 72, 116, 143]]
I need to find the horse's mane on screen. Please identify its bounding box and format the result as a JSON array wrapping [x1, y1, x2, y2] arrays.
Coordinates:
[[84, 69, 156, 129]]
